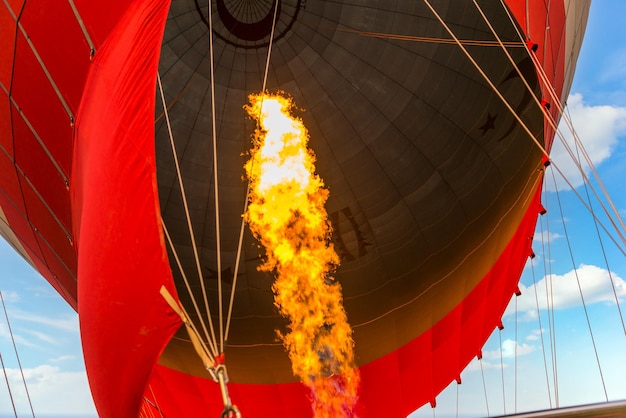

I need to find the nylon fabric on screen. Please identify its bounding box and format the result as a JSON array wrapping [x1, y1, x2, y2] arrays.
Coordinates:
[[0, 5, 15, 91], [71, 0, 180, 416], [11, 32, 74, 177], [0, 0, 590, 416], [19, 0, 90, 112]]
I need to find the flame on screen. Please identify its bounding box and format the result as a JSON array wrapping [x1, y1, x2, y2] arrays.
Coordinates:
[[244, 92, 360, 416]]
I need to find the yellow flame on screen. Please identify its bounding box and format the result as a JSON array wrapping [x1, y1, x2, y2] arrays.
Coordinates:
[[244, 92, 360, 416]]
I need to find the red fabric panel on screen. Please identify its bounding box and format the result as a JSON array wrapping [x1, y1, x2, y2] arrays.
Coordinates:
[[505, 0, 567, 151], [0, 4, 16, 91], [146, 365, 312, 417], [72, 0, 179, 416], [18, 173, 76, 274], [542, 0, 566, 152], [11, 31, 73, 176], [20, 0, 91, 113], [0, 152, 67, 305], [12, 106, 71, 232], [35, 232, 76, 302], [0, 151, 40, 259], [1, 95, 14, 160], [0, 150, 23, 213], [72, 0, 133, 50]]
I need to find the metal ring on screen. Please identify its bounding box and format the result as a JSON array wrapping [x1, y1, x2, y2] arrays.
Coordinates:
[[221, 405, 241, 418]]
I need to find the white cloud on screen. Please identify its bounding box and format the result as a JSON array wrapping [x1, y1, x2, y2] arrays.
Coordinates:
[[8, 309, 78, 333], [505, 264, 626, 316], [463, 358, 503, 373], [0, 289, 20, 303], [502, 338, 536, 358], [0, 322, 35, 347], [525, 328, 545, 341], [0, 365, 96, 416], [482, 338, 536, 360], [549, 93, 626, 191], [22, 329, 60, 345], [533, 230, 563, 242], [50, 354, 76, 363]]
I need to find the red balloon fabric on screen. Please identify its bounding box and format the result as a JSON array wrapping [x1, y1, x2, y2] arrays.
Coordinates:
[[72, 0, 180, 416]]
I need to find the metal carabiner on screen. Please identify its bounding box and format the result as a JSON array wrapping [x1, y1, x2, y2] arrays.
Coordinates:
[[210, 362, 242, 418], [221, 405, 242, 418]]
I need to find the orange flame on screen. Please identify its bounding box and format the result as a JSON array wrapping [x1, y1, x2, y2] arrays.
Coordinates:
[[244, 92, 360, 416]]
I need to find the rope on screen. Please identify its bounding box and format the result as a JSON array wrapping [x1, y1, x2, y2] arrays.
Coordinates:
[[479, 356, 490, 417], [568, 106, 626, 336], [161, 221, 219, 357], [456, 378, 459, 418], [0, 290, 36, 417], [0, 352, 18, 418], [344, 28, 526, 47], [549, 166, 609, 402], [499, 329, 506, 415], [514, 292, 518, 413], [156, 72, 219, 355], [224, 0, 280, 344], [206, 0, 226, 355], [542, 195, 559, 408], [148, 384, 165, 418], [530, 258, 553, 408], [262, 0, 280, 94]]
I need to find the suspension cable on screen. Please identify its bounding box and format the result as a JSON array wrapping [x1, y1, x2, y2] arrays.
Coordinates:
[[538, 186, 561, 407], [224, 0, 280, 344], [0, 290, 35, 417], [206, 0, 226, 354], [541, 193, 559, 407], [549, 166, 609, 402], [148, 384, 165, 418], [345, 28, 526, 47], [479, 355, 490, 417], [530, 257, 553, 408], [567, 106, 626, 336], [157, 72, 219, 354], [0, 352, 18, 418], [161, 221, 219, 357], [499, 328, 506, 415], [514, 291, 518, 413], [456, 378, 460, 418]]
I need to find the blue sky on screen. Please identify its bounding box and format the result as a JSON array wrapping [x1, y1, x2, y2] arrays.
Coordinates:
[[2, 1, 626, 417]]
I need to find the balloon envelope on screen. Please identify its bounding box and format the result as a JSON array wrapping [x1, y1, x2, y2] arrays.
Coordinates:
[[0, 0, 590, 416]]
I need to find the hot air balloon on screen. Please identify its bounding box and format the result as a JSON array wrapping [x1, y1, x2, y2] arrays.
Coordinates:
[[0, 0, 591, 416]]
